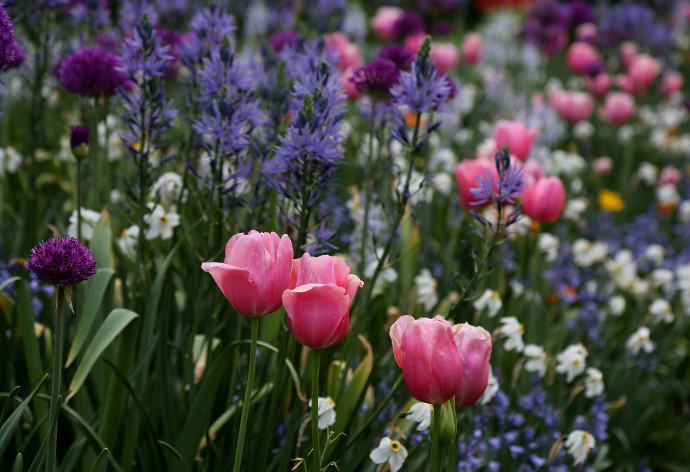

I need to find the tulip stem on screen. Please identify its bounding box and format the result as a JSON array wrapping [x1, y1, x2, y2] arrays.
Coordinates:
[[311, 348, 322, 472], [232, 316, 259, 472], [47, 286, 65, 472]]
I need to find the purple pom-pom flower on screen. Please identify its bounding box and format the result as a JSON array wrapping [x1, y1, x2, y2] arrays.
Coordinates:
[[57, 47, 131, 97], [351, 58, 400, 96], [24, 236, 97, 286]]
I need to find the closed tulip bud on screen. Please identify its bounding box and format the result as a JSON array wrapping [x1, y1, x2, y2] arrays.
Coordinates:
[[283, 253, 363, 349], [201, 231, 293, 317], [493, 120, 537, 161], [567, 42, 599, 75], [523, 176, 566, 224], [452, 323, 492, 407], [461, 33, 482, 65], [550, 91, 594, 123], [429, 42, 459, 73], [660, 71, 683, 100], [371, 7, 404, 40], [619, 42, 637, 70], [629, 54, 660, 94], [454, 160, 497, 211], [390, 316, 462, 405], [600, 92, 635, 125], [584, 72, 611, 98]]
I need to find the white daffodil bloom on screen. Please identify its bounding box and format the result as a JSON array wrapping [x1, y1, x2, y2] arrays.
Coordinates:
[[555, 344, 588, 382], [474, 289, 503, 318], [414, 269, 439, 311], [523, 344, 548, 377], [537, 233, 559, 262], [479, 370, 499, 405], [118, 225, 139, 258], [369, 437, 408, 472], [650, 268, 674, 290], [499, 317, 524, 352], [637, 162, 658, 185], [0, 146, 22, 174], [572, 239, 608, 267], [407, 402, 433, 431], [151, 171, 187, 204], [565, 430, 596, 466], [144, 204, 180, 240], [583, 367, 604, 398], [649, 298, 673, 324], [573, 121, 594, 139], [605, 250, 637, 290], [608, 296, 626, 316], [626, 327, 654, 355], [564, 197, 588, 221], [307, 397, 336, 430], [644, 244, 665, 265], [67, 208, 102, 241]]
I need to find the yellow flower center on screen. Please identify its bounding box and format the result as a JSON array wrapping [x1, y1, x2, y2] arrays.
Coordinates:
[[598, 189, 624, 212], [573, 358, 581, 367], [389, 440, 402, 452], [121, 228, 128, 238], [327, 396, 336, 408], [159, 214, 169, 225]]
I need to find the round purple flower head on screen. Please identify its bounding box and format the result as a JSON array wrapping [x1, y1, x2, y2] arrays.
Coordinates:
[[377, 44, 414, 71], [268, 31, 299, 53], [0, 3, 20, 69], [57, 47, 130, 97], [25, 236, 97, 286], [392, 11, 425, 40], [351, 58, 400, 95]]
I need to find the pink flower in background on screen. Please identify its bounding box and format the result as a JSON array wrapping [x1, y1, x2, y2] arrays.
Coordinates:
[[619, 42, 638, 70], [461, 33, 483, 65], [325, 32, 362, 72], [584, 72, 611, 98], [600, 92, 635, 125], [660, 70, 683, 100], [493, 120, 538, 161], [404, 32, 426, 55], [575, 23, 597, 44], [592, 157, 613, 175], [629, 54, 660, 94], [201, 231, 293, 317], [429, 42, 459, 72], [452, 323, 492, 407], [283, 254, 363, 349], [567, 42, 599, 75], [523, 176, 566, 223], [455, 160, 498, 210], [340, 68, 361, 100], [550, 90, 594, 123], [371, 7, 404, 40], [390, 315, 462, 405], [658, 166, 682, 187], [521, 160, 544, 186]]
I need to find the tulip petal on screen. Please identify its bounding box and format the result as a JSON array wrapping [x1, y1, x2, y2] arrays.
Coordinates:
[[227, 233, 269, 282], [283, 284, 350, 349], [223, 232, 245, 263], [206, 263, 261, 317], [389, 315, 416, 368]]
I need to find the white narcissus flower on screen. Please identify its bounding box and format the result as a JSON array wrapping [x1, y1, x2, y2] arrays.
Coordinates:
[[564, 197, 588, 221], [414, 269, 438, 311], [0, 146, 22, 174], [479, 370, 499, 405], [649, 298, 673, 324], [474, 289, 503, 318], [555, 344, 588, 382], [407, 402, 433, 431], [151, 171, 187, 204], [608, 296, 626, 316], [637, 162, 658, 185], [626, 326, 654, 355], [650, 268, 673, 289], [67, 208, 102, 241], [499, 317, 524, 352], [644, 244, 665, 265], [118, 225, 139, 258], [583, 367, 604, 398], [656, 184, 680, 207], [307, 397, 336, 430], [565, 430, 596, 466], [369, 437, 408, 472], [537, 233, 559, 262], [523, 344, 548, 377], [144, 204, 180, 240]]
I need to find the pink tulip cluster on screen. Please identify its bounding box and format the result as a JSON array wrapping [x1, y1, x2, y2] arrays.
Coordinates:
[[390, 316, 492, 407], [202, 231, 363, 349]]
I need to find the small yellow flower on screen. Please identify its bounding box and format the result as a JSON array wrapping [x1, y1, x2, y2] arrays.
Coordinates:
[[598, 189, 624, 212]]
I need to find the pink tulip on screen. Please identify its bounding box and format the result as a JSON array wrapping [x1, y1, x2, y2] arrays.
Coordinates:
[[629, 54, 660, 94], [493, 120, 538, 161], [452, 323, 492, 407], [658, 166, 682, 187], [550, 90, 594, 123], [616, 74, 636, 95], [430, 42, 459, 73], [660, 70, 683, 100], [390, 315, 462, 405], [404, 32, 426, 55], [461, 33, 483, 65], [521, 159, 544, 186], [522, 176, 566, 223], [600, 92, 635, 125], [454, 159, 498, 210], [619, 42, 638, 70], [592, 157, 613, 175], [340, 68, 361, 100], [282, 253, 363, 349], [566, 42, 599, 75], [371, 7, 404, 40], [201, 231, 293, 317], [584, 72, 611, 98], [324, 32, 362, 72], [575, 23, 597, 44]]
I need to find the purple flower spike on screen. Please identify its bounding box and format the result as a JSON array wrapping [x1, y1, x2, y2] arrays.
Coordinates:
[[0, 3, 20, 70], [57, 47, 131, 97], [25, 237, 97, 286]]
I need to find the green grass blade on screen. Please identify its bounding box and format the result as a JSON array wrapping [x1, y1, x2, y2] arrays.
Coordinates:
[[0, 374, 48, 458], [12, 453, 23, 472], [89, 449, 110, 472], [1, 386, 21, 423], [157, 441, 192, 472]]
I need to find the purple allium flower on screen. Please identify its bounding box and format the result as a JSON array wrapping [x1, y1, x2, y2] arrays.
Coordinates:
[[24, 237, 97, 286], [351, 59, 400, 95], [4, 40, 24, 69], [57, 47, 131, 97], [70, 126, 89, 149], [392, 11, 426, 40], [419, 0, 460, 13], [521, 0, 570, 55], [269, 30, 299, 53], [567, 0, 594, 30], [376, 44, 414, 71], [0, 3, 19, 69]]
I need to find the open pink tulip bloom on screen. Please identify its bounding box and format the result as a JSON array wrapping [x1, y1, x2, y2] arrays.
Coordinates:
[[201, 231, 293, 317], [283, 253, 363, 349], [390, 315, 463, 405], [452, 323, 492, 407]]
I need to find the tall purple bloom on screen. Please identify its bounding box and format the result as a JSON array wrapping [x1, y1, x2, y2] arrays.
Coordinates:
[[180, 5, 236, 68], [24, 237, 97, 286], [0, 3, 20, 69], [351, 58, 400, 96], [57, 47, 131, 97]]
